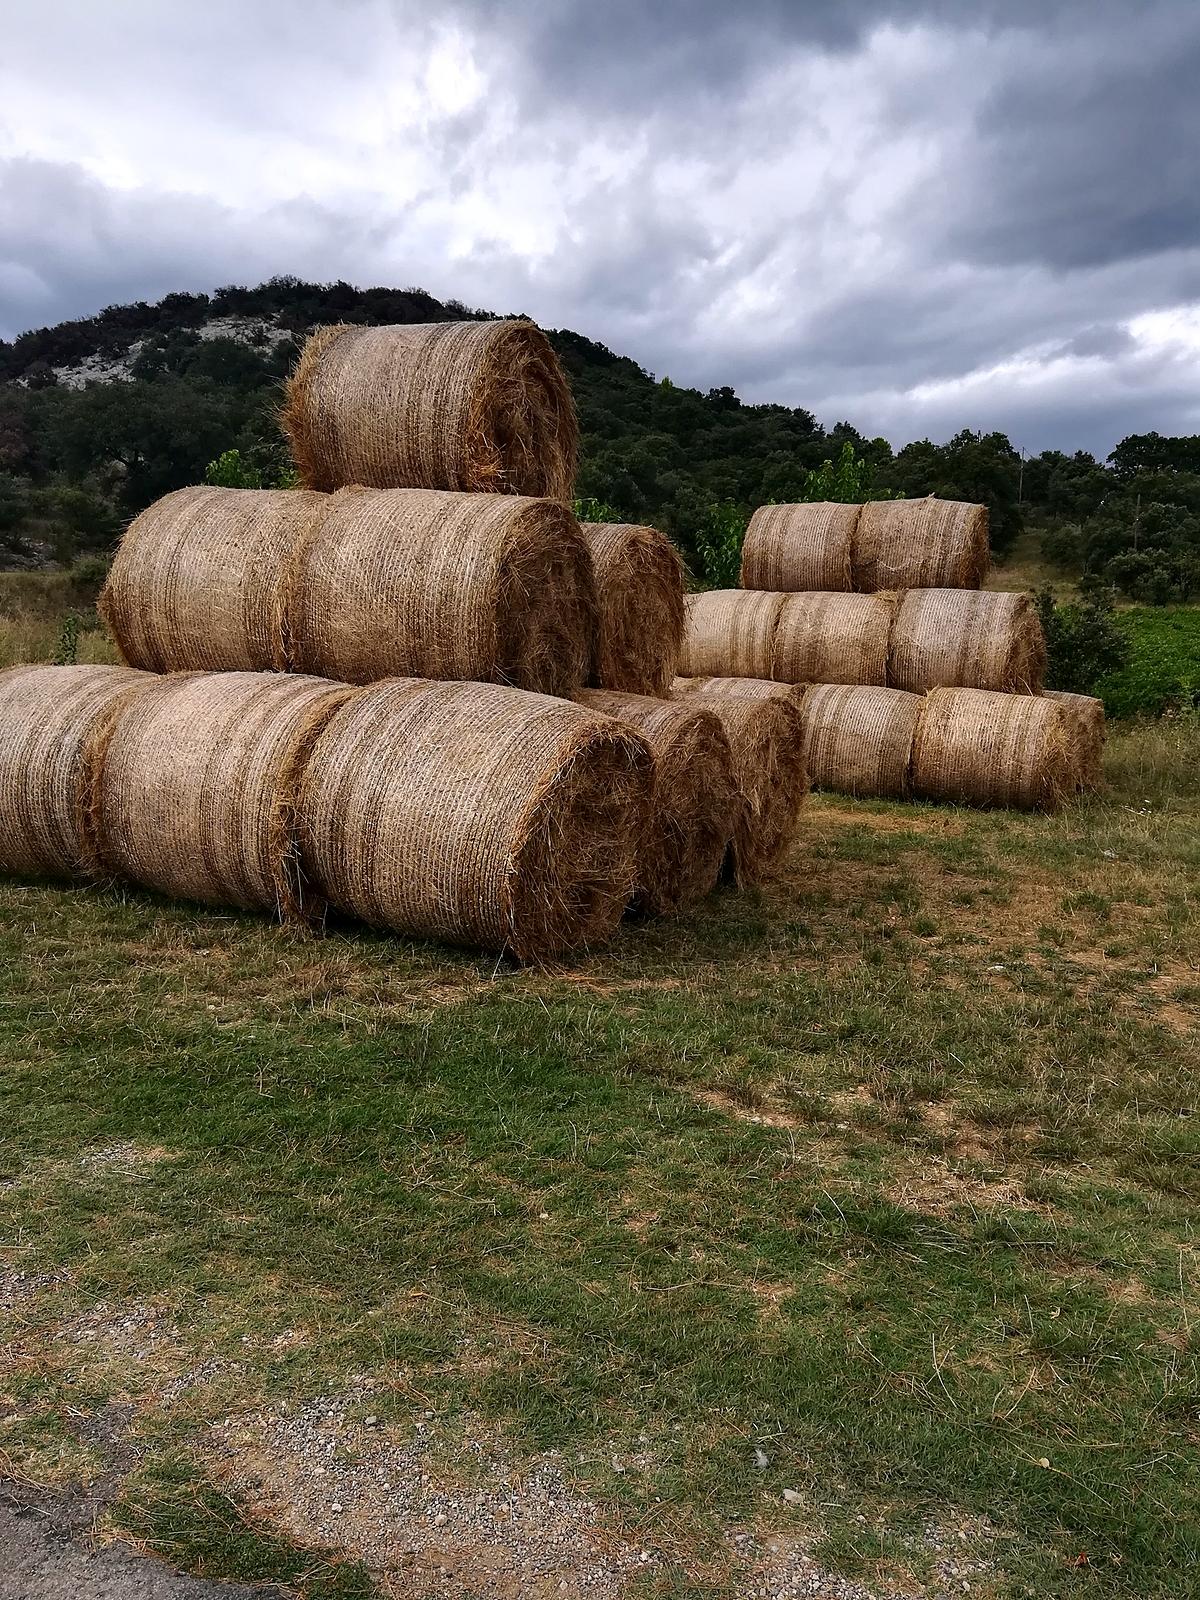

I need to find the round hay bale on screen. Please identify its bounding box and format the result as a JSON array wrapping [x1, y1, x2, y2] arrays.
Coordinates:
[[96, 672, 358, 919], [99, 486, 324, 672], [580, 523, 684, 696], [912, 689, 1073, 811], [282, 320, 577, 503], [0, 665, 155, 880], [888, 589, 1046, 693], [291, 487, 596, 695], [1043, 690, 1106, 790], [854, 498, 989, 591], [798, 684, 922, 799], [672, 675, 807, 709], [772, 592, 896, 685], [577, 689, 737, 915], [679, 591, 785, 680], [740, 503, 858, 592], [686, 694, 809, 886], [298, 680, 652, 960]]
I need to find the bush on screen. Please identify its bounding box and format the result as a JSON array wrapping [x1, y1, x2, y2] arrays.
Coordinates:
[[1034, 586, 1130, 696], [691, 500, 746, 587], [1097, 608, 1200, 719]]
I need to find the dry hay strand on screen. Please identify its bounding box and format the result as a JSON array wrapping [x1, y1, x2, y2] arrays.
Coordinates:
[[911, 688, 1073, 811], [577, 689, 737, 915], [679, 590, 785, 680], [854, 497, 990, 591], [298, 680, 652, 960], [0, 665, 156, 880], [291, 487, 596, 695], [740, 502, 858, 592], [282, 320, 577, 503], [772, 592, 896, 685], [685, 694, 809, 886], [672, 675, 807, 709], [99, 486, 325, 672], [580, 523, 684, 696], [888, 588, 1046, 693], [798, 684, 922, 799], [96, 672, 359, 921], [1043, 689, 1106, 790]]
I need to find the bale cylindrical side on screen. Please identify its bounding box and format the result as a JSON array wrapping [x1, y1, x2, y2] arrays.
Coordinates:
[[1043, 690, 1106, 791], [888, 588, 1046, 693], [853, 498, 990, 591], [679, 591, 785, 680], [911, 688, 1073, 811], [771, 592, 896, 685], [672, 675, 807, 710], [0, 665, 156, 880], [97, 672, 359, 920], [580, 523, 685, 696], [740, 503, 859, 592], [577, 689, 737, 915], [290, 488, 597, 696], [682, 694, 809, 886], [298, 680, 652, 960], [798, 684, 922, 799], [99, 486, 325, 672], [282, 320, 578, 503]]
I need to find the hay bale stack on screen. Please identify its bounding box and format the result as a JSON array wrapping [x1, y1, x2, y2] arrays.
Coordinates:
[[798, 685, 922, 799], [854, 498, 989, 591], [577, 689, 737, 915], [96, 672, 358, 919], [100, 486, 325, 672], [772, 592, 896, 686], [0, 665, 155, 879], [580, 523, 684, 696], [1043, 690, 1106, 790], [888, 589, 1046, 693], [680, 693, 808, 886], [292, 487, 595, 695], [680, 591, 785, 680], [740, 502, 858, 592], [298, 680, 651, 960], [282, 320, 577, 503], [912, 689, 1073, 811], [672, 675, 807, 709]]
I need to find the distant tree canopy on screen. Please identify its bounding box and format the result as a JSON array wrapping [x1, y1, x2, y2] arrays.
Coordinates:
[[0, 276, 1198, 592]]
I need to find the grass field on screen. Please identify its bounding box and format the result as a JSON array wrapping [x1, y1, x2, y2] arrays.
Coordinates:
[[1, 668, 1198, 1597]]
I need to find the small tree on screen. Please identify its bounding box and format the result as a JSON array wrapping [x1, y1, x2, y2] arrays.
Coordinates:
[[692, 500, 746, 588], [1034, 586, 1130, 694], [800, 440, 890, 503]]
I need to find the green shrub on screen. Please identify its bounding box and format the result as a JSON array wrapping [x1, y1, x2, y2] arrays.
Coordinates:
[[692, 500, 746, 587], [1034, 586, 1129, 695]]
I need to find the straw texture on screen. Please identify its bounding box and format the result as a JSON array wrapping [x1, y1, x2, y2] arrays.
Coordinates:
[[672, 675, 807, 709], [912, 689, 1073, 811], [854, 498, 990, 591], [282, 320, 577, 503], [740, 503, 858, 592], [298, 680, 652, 960], [888, 589, 1046, 693], [0, 665, 155, 880], [798, 684, 922, 799], [290, 487, 596, 694], [97, 672, 358, 919], [1043, 690, 1106, 790], [772, 592, 896, 685], [99, 486, 325, 672], [684, 693, 808, 885], [577, 689, 737, 915], [580, 523, 685, 696], [680, 591, 785, 680]]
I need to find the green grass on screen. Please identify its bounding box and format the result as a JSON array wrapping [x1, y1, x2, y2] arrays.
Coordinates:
[[2, 720, 1199, 1598], [1100, 607, 1200, 718]]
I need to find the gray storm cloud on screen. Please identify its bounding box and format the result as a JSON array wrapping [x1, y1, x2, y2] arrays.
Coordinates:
[[1, 0, 1198, 454]]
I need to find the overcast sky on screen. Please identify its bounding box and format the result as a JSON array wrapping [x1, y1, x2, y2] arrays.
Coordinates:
[[2, 0, 1198, 456]]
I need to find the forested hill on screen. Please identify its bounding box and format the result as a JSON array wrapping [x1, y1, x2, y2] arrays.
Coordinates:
[[2, 275, 1199, 601]]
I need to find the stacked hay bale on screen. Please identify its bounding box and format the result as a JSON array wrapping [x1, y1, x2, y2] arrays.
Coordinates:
[[797, 685, 923, 800], [3, 320, 739, 955], [1043, 690, 1106, 791], [912, 690, 1074, 811]]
